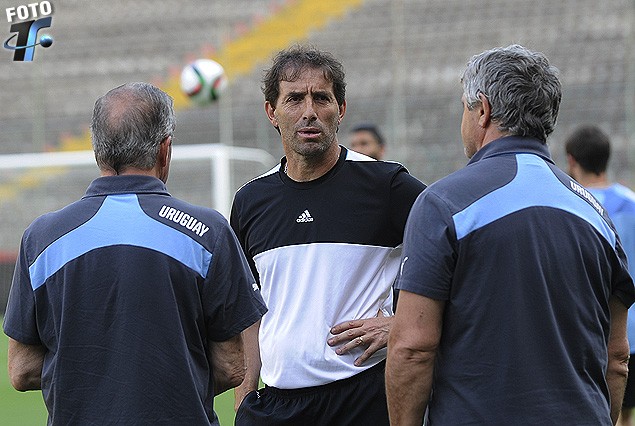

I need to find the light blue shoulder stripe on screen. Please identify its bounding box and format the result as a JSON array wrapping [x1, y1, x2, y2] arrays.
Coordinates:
[[28, 194, 213, 290], [452, 154, 616, 247]]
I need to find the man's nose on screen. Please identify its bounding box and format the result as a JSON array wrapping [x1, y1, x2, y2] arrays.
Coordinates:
[[302, 99, 317, 120]]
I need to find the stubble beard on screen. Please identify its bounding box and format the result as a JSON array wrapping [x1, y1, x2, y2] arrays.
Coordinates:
[[289, 126, 337, 159]]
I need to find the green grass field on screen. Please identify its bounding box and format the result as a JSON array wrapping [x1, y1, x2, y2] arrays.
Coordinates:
[[0, 329, 48, 425], [0, 324, 237, 425]]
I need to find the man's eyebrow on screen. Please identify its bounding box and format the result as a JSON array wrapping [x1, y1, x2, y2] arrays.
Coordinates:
[[309, 89, 335, 100], [283, 89, 332, 99], [283, 90, 306, 98]]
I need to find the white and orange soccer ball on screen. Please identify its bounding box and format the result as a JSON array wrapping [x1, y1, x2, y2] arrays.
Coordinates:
[[180, 58, 227, 105]]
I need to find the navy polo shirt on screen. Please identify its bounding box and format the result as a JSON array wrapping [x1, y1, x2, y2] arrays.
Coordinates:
[[398, 136, 635, 425], [4, 175, 266, 425]]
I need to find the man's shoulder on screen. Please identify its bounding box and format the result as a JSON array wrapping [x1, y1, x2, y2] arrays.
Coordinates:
[[591, 184, 635, 218], [232, 165, 287, 221], [611, 183, 635, 206], [425, 161, 484, 195], [342, 154, 426, 193], [235, 165, 281, 197], [344, 151, 406, 173], [138, 193, 231, 249], [18, 196, 103, 263], [25, 196, 100, 240], [420, 155, 516, 214], [150, 194, 225, 223]]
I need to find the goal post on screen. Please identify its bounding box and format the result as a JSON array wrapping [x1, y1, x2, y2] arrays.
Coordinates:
[[0, 143, 276, 219]]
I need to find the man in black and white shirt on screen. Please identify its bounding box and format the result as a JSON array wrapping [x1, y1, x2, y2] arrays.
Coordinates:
[[231, 45, 425, 425]]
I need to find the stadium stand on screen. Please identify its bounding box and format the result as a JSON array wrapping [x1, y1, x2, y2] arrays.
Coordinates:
[[1, 0, 635, 312]]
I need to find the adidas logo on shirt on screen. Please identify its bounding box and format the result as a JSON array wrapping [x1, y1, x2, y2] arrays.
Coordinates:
[[296, 210, 314, 223]]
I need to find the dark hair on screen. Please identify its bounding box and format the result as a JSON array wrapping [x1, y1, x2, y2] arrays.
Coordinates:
[[91, 82, 175, 172], [262, 45, 346, 107], [461, 44, 561, 142], [350, 123, 385, 146], [564, 125, 611, 175]]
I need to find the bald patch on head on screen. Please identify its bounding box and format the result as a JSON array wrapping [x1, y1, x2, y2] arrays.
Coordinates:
[[100, 88, 151, 126]]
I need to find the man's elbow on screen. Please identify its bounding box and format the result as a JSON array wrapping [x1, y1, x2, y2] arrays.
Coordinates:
[[388, 328, 439, 366], [7, 339, 45, 391], [390, 343, 436, 366], [227, 365, 247, 389], [608, 338, 630, 379], [8, 369, 41, 391], [10, 377, 30, 392], [214, 363, 246, 395]]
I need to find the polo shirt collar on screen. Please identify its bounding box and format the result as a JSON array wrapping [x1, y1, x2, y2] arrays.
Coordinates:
[[83, 175, 170, 198], [467, 136, 554, 166]]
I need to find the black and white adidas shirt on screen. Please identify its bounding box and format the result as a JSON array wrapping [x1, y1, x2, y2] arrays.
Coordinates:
[[230, 146, 426, 389]]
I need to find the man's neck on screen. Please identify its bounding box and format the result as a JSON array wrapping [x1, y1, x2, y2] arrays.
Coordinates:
[[100, 167, 163, 180], [285, 145, 342, 182], [576, 171, 610, 189]]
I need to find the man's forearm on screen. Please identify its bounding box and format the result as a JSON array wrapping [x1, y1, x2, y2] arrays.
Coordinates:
[[386, 346, 434, 426], [607, 297, 630, 424], [386, 291, 444, 426], [607, 357, 628, 425], [234, 320, 261, 411], [8, 338, 45, 391], [209, 333, 245, 396]]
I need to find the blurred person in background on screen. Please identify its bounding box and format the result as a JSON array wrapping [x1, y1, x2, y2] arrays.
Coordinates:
[[349, 122, 386, 160], [386, 45, 635, 425], [3, 82, 267, 425], [565, 124, 635, 426], [231, 45, 426, 425]]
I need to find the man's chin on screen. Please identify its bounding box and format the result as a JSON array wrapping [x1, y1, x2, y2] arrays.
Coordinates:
[[294, 140, 330, 156]]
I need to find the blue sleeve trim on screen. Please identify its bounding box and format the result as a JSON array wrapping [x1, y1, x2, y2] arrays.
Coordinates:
[[28, 194, 213, 290]]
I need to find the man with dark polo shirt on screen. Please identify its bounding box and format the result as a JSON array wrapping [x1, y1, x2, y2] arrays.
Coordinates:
[[3, 82, 267, 425], [386, 45, 635, 425]]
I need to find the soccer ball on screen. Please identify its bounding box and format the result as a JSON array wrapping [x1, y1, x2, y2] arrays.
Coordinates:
[[180, 59, 227, 105]]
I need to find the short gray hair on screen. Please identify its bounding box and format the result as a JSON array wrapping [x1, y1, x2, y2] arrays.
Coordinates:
[[461, 44, 561, 142], [91, 82, 175, 172]]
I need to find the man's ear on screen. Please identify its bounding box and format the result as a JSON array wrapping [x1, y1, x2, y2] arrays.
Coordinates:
[[566, 153, 578, 173], [158, 136, 171, 168], [477, 93, 490, 128], [265, 101, 281, 134], [338, 100, 347, 124], [265, 101, 277, 127]]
